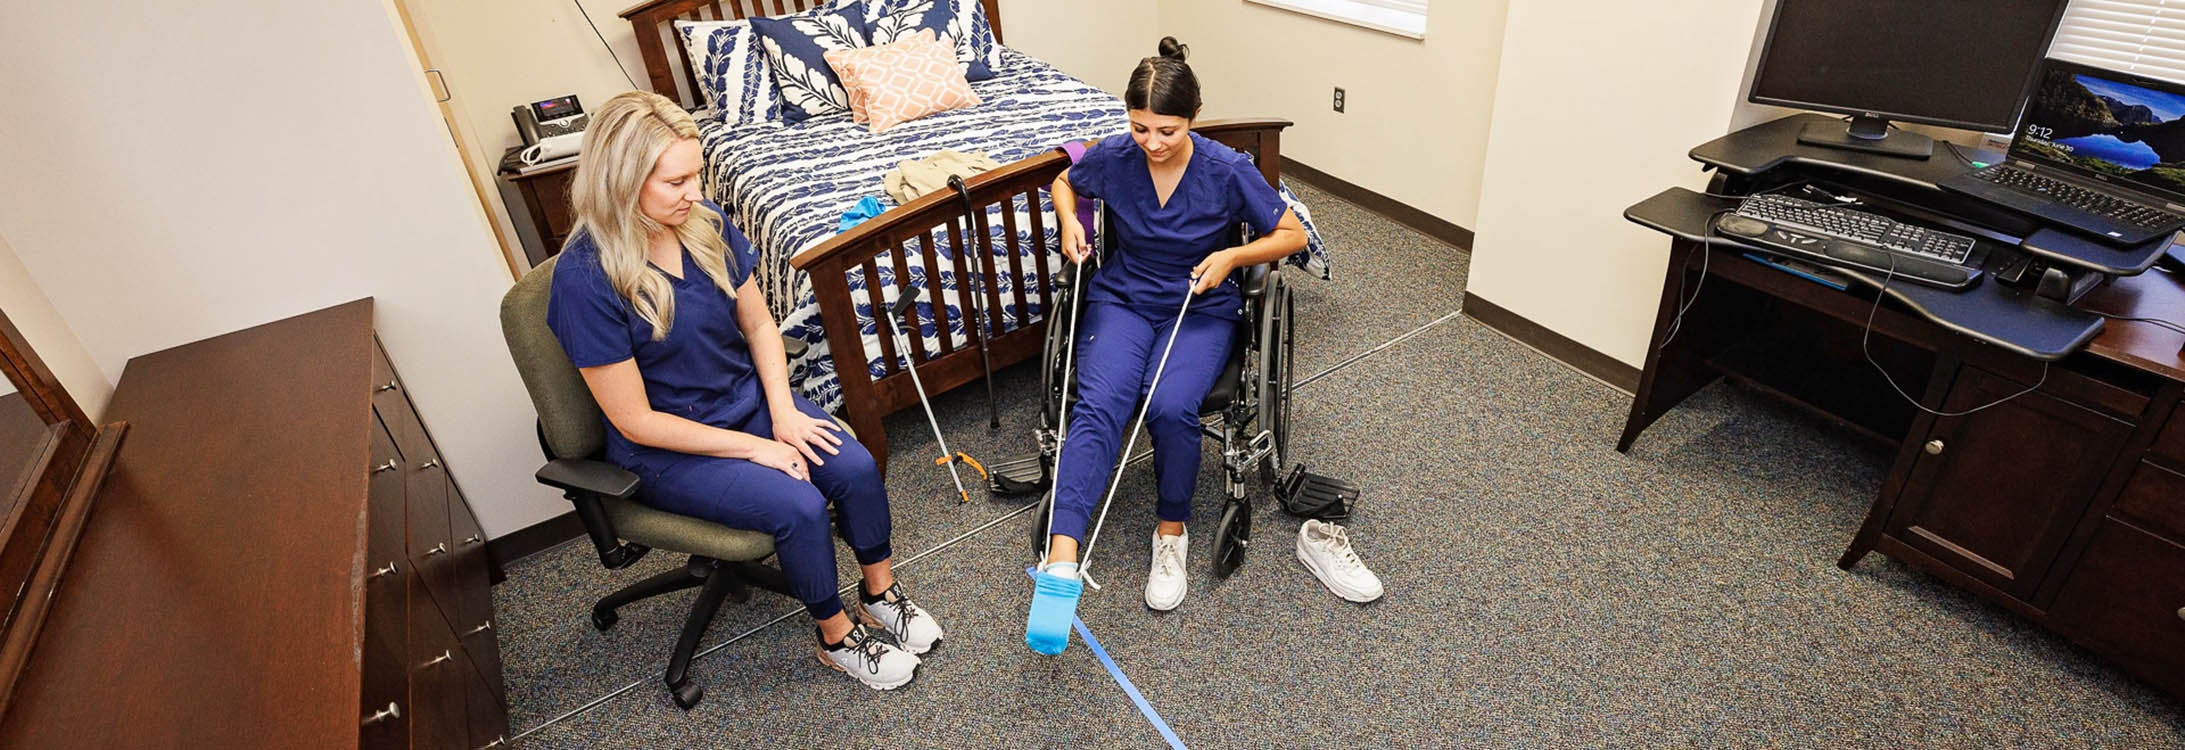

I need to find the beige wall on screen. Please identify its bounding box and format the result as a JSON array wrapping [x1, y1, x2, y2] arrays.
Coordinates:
[[0, 0, 567, 538], [1464, 1, 1769, 370], [998, 0, 1161, 96], [0, 231, 109, 416], [1161, 0, 1508, 230]]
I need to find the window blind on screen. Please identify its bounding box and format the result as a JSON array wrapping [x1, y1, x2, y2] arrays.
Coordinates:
[[2051, 0, 2185, 82]]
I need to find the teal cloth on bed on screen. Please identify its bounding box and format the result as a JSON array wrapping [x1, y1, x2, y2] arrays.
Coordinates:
[[838, 195, 886, 233]]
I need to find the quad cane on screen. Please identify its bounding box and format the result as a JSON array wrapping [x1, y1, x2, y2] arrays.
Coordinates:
[[1025, 279, 1197, 655], [946, 175, 1001, 431], [881, 294, 986, 504]]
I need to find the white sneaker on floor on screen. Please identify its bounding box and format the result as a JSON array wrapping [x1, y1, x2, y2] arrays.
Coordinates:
[[816, 622, 920, 690], [1297, 519, 1383, 603], [859, 582, 944, 655], [1144, 529, 1188, 611]]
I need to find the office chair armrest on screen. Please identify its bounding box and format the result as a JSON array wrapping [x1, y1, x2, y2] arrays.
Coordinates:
[[537, 458, 641, 500], [782, 335, 808, 361]]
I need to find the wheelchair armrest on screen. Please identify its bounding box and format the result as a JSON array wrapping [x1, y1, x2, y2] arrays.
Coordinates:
[[537, 457, 641, 500], [1240, 263, 1277, 298], [782, 335, 809, 361]]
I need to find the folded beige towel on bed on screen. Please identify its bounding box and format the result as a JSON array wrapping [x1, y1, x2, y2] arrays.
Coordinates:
[[884, 149, 1003, 204]]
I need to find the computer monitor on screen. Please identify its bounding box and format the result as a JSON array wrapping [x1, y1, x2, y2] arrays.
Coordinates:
[[1749, 0, 2070, 159]]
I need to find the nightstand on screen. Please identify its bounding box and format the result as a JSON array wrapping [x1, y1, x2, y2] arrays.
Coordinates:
[[499, 146, 578, 266]]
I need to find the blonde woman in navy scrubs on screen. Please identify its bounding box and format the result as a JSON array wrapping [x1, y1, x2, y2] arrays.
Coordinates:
[[1040, 38, 1309, 611], [547, 91, 941, 691]]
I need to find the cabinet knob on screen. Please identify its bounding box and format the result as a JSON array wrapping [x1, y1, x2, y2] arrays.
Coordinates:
[[477, 736, 508, 749], [371, 561, 399, 578], [1924, 439, 1946, 456], [463, 620, 493, 637], [361, 701, 401, 726], [376, 381, 398, 393], [464, 534, 484, 546], [420, 459, 440, 470], [420, 650, 453, 669], [371, 460, 398, 474], [2176, 606, 2183, 624], [423, 542, 449, 557]]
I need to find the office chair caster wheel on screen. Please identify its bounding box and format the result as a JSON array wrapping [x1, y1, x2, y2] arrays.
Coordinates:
[[1211, 501, 1250, 579], [670, 681, 703, 710], [591, 608, 618, 631]]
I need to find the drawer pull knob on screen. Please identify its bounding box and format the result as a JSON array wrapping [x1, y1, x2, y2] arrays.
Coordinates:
[[362, 701, 401, 726], [376, 381, 398, 393], [464, 534, 484, 546], [420, 459, 441, 470], [463, 620, 493, 637], [1924, 439, 1946, 456], [477, 736, 508, 749], [371, 561, 399, 578], [2176, 606, 2184, 624], [421, 650, 453, 668], [371, 460, 398, 474], [423, 542, 449, 557]]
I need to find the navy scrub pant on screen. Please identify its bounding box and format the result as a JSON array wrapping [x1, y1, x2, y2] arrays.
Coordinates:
[[635, 395, 890, 621], [1049, 300, 1235, 542]]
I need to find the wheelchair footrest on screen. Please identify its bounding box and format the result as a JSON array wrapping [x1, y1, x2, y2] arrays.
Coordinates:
[[1276, 464, 1357, 521], [987, 453, 1051, 496]]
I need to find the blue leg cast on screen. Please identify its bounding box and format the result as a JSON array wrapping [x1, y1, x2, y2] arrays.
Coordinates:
[[1025, 568, 1083, 655]]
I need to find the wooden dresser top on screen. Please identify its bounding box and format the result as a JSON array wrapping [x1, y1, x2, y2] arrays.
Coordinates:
[[0, 299, 378, 748]]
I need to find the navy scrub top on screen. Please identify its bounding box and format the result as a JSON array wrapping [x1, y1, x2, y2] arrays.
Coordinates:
[[546, 202, 763, 473], [1066, 131, 1289, 321]]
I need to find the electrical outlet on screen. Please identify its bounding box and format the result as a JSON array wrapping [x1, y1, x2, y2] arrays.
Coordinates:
[[1333, 87, 1346, 113]]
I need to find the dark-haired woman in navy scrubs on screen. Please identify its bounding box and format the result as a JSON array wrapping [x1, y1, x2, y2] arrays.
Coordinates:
[[1038, 37, 1308, 612]]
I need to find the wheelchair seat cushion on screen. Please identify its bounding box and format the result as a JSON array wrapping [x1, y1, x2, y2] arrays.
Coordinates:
[[1199, 346, 1245, 416]]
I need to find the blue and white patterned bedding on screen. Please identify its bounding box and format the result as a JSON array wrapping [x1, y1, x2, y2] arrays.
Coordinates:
[[699, 46, 1331, 411]]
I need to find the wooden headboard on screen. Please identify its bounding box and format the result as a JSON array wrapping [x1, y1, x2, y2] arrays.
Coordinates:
[[619, 0, 1006, 109]]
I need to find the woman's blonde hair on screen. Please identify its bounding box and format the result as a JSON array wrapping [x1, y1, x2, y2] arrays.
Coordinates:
[[567, 90, 736, 341]]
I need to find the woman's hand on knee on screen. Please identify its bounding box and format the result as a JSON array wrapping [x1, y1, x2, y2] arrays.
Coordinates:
[[772, 409, 845, 468], [750, 440, 811, 481]]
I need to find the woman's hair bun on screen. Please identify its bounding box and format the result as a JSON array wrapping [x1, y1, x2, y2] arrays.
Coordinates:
[[1157, 36, 1189, 62]]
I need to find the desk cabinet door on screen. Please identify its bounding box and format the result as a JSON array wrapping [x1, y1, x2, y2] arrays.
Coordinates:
[[2049, 518, 2185, 697], [1888, 366, 2132, 600]]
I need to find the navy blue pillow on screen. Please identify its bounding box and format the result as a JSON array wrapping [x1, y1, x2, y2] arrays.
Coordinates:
[[750, 3, 873, 124], [869, 0, 997, 81]]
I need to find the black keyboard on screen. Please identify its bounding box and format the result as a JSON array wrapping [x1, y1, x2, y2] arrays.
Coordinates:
[[1735, 194, 1976, 264], [1972, 166, 2178, 230]]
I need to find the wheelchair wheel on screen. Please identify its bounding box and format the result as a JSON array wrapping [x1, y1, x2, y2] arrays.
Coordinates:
[[1257, 286, 1295, 485], [1029, 499, 1053, 557], [1211, 500, 1251, 578], [1038, 276, 1080, 432]]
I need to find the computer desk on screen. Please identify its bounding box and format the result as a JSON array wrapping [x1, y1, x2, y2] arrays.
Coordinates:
[[1622, 114, 2185, 700]]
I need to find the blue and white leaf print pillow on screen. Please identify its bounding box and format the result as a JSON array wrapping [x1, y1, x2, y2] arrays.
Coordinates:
[[675, 20, 780, 126], [868, 0, 998, 81], [749, 3, 873, 125]]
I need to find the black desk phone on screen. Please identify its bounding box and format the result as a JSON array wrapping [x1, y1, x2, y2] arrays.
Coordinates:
[[513, 94, 587, 145]]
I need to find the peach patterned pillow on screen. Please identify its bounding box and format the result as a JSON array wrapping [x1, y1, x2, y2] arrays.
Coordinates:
[[824, 28, 982, 134]]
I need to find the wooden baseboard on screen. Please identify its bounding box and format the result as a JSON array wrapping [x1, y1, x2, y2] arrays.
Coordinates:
[[1461, 292, 1641, 392], [1283, 158, 1475, 252], [485, 510, 584, 580]]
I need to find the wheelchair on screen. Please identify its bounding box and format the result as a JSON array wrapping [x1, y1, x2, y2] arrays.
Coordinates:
[[989, 203, 1355, 578]]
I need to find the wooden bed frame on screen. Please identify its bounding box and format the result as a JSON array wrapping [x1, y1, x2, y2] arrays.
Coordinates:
[[620, 0, 1291, 468]]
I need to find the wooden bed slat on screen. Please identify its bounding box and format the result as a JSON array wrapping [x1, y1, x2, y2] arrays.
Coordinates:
[[974, 206, 1007, 337], [944, 219, 980, 353], [1001, 194, 1028, 326], [862, 260, 896, 376], [1027, 190, 1052, 318], [914, 233, 953, 355], [888, 240, 930, 364]]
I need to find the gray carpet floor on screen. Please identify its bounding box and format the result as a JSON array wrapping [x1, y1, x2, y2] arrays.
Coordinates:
[[491, 178, 2183, 748]]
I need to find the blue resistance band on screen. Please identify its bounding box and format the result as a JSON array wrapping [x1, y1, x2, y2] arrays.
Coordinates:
[[1026, 568, 1185, 749]]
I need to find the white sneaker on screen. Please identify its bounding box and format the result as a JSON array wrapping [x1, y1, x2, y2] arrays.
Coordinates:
[[1297, 520, 1383, 603], [816, 622, 920, 690], [859, 582, 944, 655], [1144, 529, 1188, 611]]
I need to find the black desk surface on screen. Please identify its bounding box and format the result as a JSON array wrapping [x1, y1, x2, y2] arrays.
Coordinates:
[[1688, 114, 2174, 277]]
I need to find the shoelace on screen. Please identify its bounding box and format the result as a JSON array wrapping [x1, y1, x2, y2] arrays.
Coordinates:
[[877, 585, 924, 638], [1323, 526, 1365, 571], [1154, 538, 1184, 578], [839, 624, 891, 675]]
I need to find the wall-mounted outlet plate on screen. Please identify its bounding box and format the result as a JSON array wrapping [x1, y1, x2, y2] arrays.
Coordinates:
[[1333, 87, 1345, 113]]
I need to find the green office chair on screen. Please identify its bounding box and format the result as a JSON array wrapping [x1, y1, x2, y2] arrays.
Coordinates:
[[500, 254, 822, 710]]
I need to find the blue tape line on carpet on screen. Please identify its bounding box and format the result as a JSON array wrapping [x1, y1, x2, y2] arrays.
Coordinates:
[[1073, 615, 1185, 749], [1026, 567, 1185, 748]]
